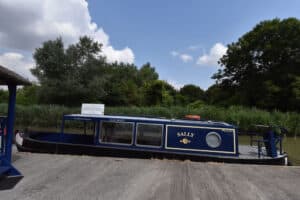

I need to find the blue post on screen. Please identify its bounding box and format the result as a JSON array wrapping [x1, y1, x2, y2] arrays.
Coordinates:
[[263, 130, 278, 158], [94, 120, 100, 144], [4, 85, 16, 163]]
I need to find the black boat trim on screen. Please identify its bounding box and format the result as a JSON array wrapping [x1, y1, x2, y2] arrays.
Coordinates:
[[16, 132, 288, 166]]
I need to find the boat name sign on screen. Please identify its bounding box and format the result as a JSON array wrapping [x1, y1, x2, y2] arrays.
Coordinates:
[[177, 132, 194, 138]]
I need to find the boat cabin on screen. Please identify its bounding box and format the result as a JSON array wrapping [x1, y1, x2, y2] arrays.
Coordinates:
[[58, 114, 238, 157]]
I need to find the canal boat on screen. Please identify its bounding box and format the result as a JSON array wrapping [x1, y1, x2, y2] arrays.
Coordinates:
[[16, 104, 288, 165]]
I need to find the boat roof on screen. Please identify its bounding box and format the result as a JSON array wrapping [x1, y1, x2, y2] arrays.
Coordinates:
[[64, 114, 236, 129]]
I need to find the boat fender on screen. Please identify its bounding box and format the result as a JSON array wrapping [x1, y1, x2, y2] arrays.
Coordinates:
[[15, 132, 24, 146]]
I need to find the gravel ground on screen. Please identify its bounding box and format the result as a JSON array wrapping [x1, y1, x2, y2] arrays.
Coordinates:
[[1, 149, 300, 200]]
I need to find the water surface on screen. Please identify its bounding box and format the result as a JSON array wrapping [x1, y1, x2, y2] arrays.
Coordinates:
[[239, 136, 300, 165]]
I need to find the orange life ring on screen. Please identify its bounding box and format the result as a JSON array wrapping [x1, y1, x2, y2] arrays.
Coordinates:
[[185, 115, 201, 120]]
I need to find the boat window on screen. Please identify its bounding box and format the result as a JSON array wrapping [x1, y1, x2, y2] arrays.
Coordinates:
[[136, 123, 163, 147], [100, 121, 133, 144], [63, 120, 97, 135], [206, 132, 222, 148]]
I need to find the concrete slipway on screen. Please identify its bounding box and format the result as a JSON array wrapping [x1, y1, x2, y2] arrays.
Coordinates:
[[1, 147, 300, 200]]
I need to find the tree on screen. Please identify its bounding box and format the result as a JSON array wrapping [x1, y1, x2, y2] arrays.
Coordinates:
[[179, 84, 205, 103], [31, 36, 182, 107], [143, 80, 176, 106], [137, 62, 159, 86], [214, 18, 300, 110], [16, 85, 38, 105], [0, 89, 8, 103], [205, 84, 241, 106], [32, 37, 67, 82], [32, 36, 106, 106]]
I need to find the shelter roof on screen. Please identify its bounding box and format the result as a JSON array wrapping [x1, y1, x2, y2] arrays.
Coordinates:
[[0, 65, 31, 85]]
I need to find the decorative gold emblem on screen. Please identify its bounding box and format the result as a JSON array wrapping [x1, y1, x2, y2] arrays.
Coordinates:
[[180, 138, 191, 144]]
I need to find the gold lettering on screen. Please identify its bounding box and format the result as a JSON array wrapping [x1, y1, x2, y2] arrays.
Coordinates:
[[177, 131, 194, 138]]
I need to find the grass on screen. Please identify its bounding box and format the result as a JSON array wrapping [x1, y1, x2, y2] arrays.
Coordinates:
[[0, 103, 299, 137]]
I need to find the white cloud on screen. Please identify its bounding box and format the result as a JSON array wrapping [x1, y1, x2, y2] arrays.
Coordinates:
[[166, 80, 183, 90], [179, 54, 193, 63], [0, 0, 134, 64], [103, 46, 135, 64], [170, 51, 179, 57], [170, 51, 193, 63], [0, 52, 36, 81], [196, 43, 227, 66]]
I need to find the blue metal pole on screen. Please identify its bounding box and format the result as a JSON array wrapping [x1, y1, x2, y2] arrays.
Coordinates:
[[5, 85, 16, 163]]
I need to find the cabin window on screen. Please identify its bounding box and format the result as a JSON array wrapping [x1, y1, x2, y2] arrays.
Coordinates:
[[63, 120, 97, 135], [136, 123, 163, 147], [100, 121, 133, 144]]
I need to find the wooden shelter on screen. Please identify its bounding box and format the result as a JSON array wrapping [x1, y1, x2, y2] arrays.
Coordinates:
[[0, 65, 30, 190]]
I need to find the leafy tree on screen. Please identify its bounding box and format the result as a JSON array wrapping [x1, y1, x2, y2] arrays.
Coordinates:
[[205, 84, 237, 106], [31, 36, 204, 107], [32, 37, 66, 81], [16, 85, 38, 105], [179, 84, 205, 103], [0, 89, 8, 103], [137, 62, 159, 86], [214, 18, 300, 110], [291, 76, 300, 109], [32, 36, 106, 106], [143, 80, 176, 106]]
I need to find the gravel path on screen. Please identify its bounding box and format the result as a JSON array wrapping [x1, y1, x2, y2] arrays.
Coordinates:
[[1, 150, 300, 200]]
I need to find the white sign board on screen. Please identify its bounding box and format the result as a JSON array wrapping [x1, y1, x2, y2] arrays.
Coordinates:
[[81, 104, 105, 115]]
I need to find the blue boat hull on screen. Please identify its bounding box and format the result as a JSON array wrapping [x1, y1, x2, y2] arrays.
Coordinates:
[[16, 131, 288, 165]]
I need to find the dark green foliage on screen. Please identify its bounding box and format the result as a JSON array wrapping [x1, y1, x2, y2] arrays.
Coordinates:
[[31, 36, 164, 106], [214, 18, 300, 111], [0, 103, 298, 136], [179, 84, 205, 104], [0, 89, 8, 103], [137, 62, 159, 85], [28, 35, 206, 107], [32, 37, 66, 81], [16, 85, 38, 105], [205, 84, 240, 106], [32, 36, 107, 106], [143, 80, 176, 106]]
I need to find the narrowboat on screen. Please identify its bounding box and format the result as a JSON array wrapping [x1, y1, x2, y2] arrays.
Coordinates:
[[16, 104, 288, 165]]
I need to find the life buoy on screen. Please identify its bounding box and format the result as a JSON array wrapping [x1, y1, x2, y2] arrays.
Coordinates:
[[185, 115, 201, 120]]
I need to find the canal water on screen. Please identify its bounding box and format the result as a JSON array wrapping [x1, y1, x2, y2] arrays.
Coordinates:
[[239, 136, 300, 165]]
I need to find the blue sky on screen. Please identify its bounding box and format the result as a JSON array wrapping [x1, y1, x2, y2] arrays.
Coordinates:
[[88, 0, 300, 89], [0, 0, 300, 89]]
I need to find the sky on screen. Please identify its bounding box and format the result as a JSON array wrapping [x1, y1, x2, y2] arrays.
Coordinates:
[[0, 0, 300, 90]]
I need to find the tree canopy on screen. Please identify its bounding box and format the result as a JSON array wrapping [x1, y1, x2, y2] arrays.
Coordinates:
[[213, 18, 300, 111], [28, 36, 204, 107]]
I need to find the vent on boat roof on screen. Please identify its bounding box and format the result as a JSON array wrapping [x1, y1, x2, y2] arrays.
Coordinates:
[[81, 104, 104, 115]]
